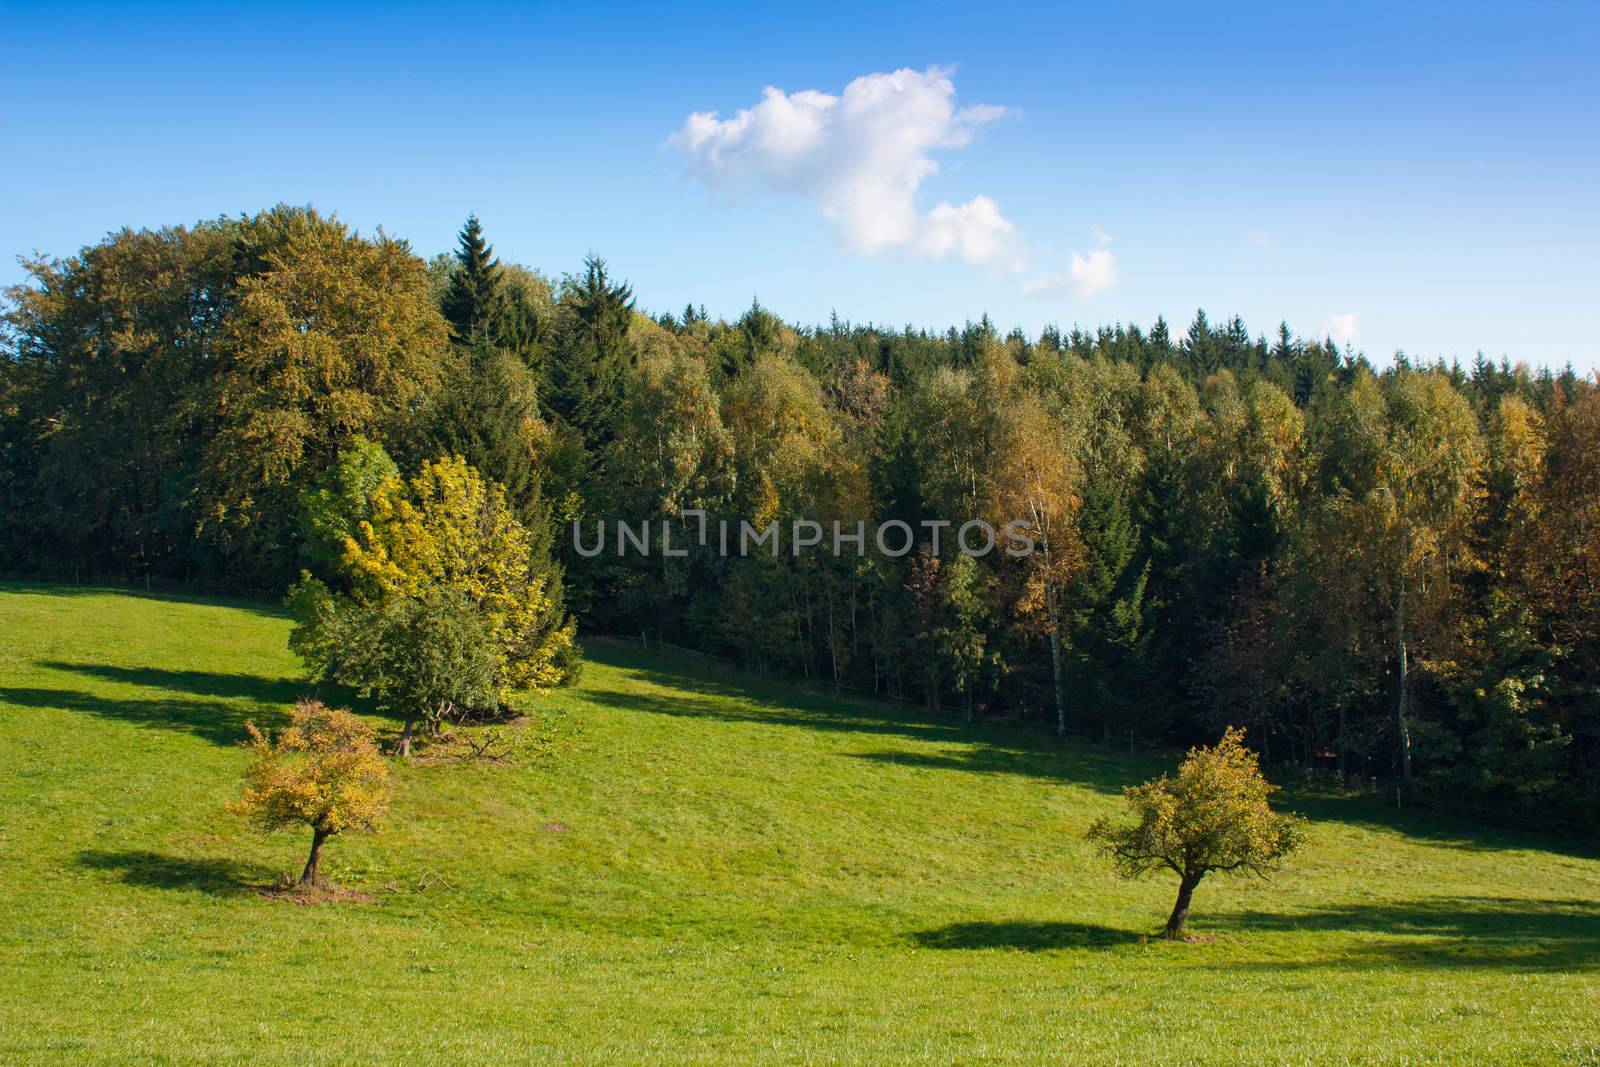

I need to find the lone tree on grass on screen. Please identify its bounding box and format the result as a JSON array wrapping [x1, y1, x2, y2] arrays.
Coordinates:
[[231, 701, 393, 888], [1087, 726, 1304, 939]]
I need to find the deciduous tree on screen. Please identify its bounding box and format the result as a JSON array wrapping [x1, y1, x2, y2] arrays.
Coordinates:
[[231, 701, 392, 887], [1311, 370, 1485, 779], [1088, 726, 1304, 938], [290, 586, 503, 756], [289, 455, 576, 710], [206, 207, 449, 567]]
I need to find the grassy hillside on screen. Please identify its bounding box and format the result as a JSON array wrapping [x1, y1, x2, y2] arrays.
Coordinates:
[[1, 583, 1597, 1065]]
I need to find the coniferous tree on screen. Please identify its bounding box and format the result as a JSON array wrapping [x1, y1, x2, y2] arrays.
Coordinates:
[[1147, 316, 1174, 369], [1068, 474, 1156, 740], [1183, 310, 1219, 379], [408, 348, 551, 536], [545, 255, 634, 449], [441, 214, 501, 341], [489, 269, 552, 369]]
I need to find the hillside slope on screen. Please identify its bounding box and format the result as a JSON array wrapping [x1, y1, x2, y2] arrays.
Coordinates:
[[1, 584, 1596, 1065]]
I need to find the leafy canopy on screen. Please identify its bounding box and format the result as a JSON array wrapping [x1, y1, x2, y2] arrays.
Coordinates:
[[1088, 726, 1304, 882], [231, 700, 392, 839], [290, 451, 575, 710], [293, 586, 503, 732], [297, 435, 400, 571]]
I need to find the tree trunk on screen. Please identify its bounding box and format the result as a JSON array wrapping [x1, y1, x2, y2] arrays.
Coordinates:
[[827, 589, 842, 696], [1042, 529, 1067, 737], [1337, 702, 1348, 781], [1049, 623, 1066, 736], [397, 715, 416, 758], [1395, 586, 1413, 781], [1164, 872, 1201, 939], [300, 826, 330, 887]]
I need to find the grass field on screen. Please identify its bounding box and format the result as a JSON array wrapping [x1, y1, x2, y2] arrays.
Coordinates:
[[1, 583, 1597, 1064]]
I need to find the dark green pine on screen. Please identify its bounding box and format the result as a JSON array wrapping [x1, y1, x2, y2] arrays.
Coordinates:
[[442, 214, 501, 340]]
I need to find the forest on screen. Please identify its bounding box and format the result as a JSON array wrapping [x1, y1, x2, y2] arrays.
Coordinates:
[[3, 206, 1596, 834]]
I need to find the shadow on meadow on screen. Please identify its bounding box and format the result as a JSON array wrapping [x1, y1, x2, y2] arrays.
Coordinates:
[[0, 686, 279, 746], [2, 662, 375, 746], [593, 654, 1595, 852], [1273, 788, 1600, 860], [587, 685, 967, 743], [1214, 896, 1600, 971], [581, 642, 1153, 796], [76, 849, 258, 894], [852, 748, 1134, 793], [582, 686, 1137, 797], [912, 920, 1141, 951], [41, 661, 302, 707], [0, 581, 288, 618]]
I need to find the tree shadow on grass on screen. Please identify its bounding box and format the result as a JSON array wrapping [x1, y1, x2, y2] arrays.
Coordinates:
[[581, 642, 1595, 858], [583, 687, 1133, 796], [0, 581, 288, 619], [1274, 788, 1600, 860], [583, 640, 954, 727], [1213, 896, 1600, 971], [7, 662, 376, 746], [76, 849, 258, 895], [580, 644, 1155, 795], [40, 662, 302, 707], [584, 686, 963, 744], [0, 686, 281, 746], [853, 748, 1131, 794], [912, 920, 1141, 951]]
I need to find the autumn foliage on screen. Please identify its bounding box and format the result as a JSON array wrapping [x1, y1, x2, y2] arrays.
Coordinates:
[[1088, 727, 1304, 938], [289, 452, 575, 753], [9, 206, 1600, 831], [231, 701, 393, 887]]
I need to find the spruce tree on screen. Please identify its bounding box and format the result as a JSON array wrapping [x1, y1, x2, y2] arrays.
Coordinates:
[[1068, 474, 1156, 739], [545, 255, 634, 448], [1147, 315, 1174, 369], [1183, 310, 1218, 380], [409, 348, 548, 533], [442, 214, 501, 340]]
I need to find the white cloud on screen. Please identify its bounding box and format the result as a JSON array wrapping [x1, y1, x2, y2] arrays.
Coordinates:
[[1246, 230, 1273, 249], [1023, 231, 1118, 298], [672, 67, 1021, 268], [1322, 312, 1360, 347]]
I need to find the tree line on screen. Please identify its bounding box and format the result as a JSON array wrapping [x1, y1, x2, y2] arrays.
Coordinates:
[[3, 207, 1596, 832]]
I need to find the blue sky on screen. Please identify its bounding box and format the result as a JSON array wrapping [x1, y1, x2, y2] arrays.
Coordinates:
[[3, 1, 1597, 369]]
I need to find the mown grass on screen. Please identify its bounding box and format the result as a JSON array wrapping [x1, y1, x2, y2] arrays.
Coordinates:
[[1, 582, 1597, 1065]]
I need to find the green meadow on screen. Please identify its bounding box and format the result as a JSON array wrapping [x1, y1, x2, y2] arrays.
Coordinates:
[[1, 583, 1596, 1065]]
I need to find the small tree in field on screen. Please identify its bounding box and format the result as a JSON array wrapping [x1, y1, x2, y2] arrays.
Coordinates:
[[1087, 726, 1304, 938], [231, 701, 393, 887]]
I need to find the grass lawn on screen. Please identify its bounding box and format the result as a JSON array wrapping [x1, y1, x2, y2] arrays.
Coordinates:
[[1, 582, 1597, 1064]]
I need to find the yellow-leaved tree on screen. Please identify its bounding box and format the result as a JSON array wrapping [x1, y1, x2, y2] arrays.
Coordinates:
[[343, 455, 574, 693], [289, 452, 575, 754], [1087, 727, 1304, 938], [231, 701, 392, 887]]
